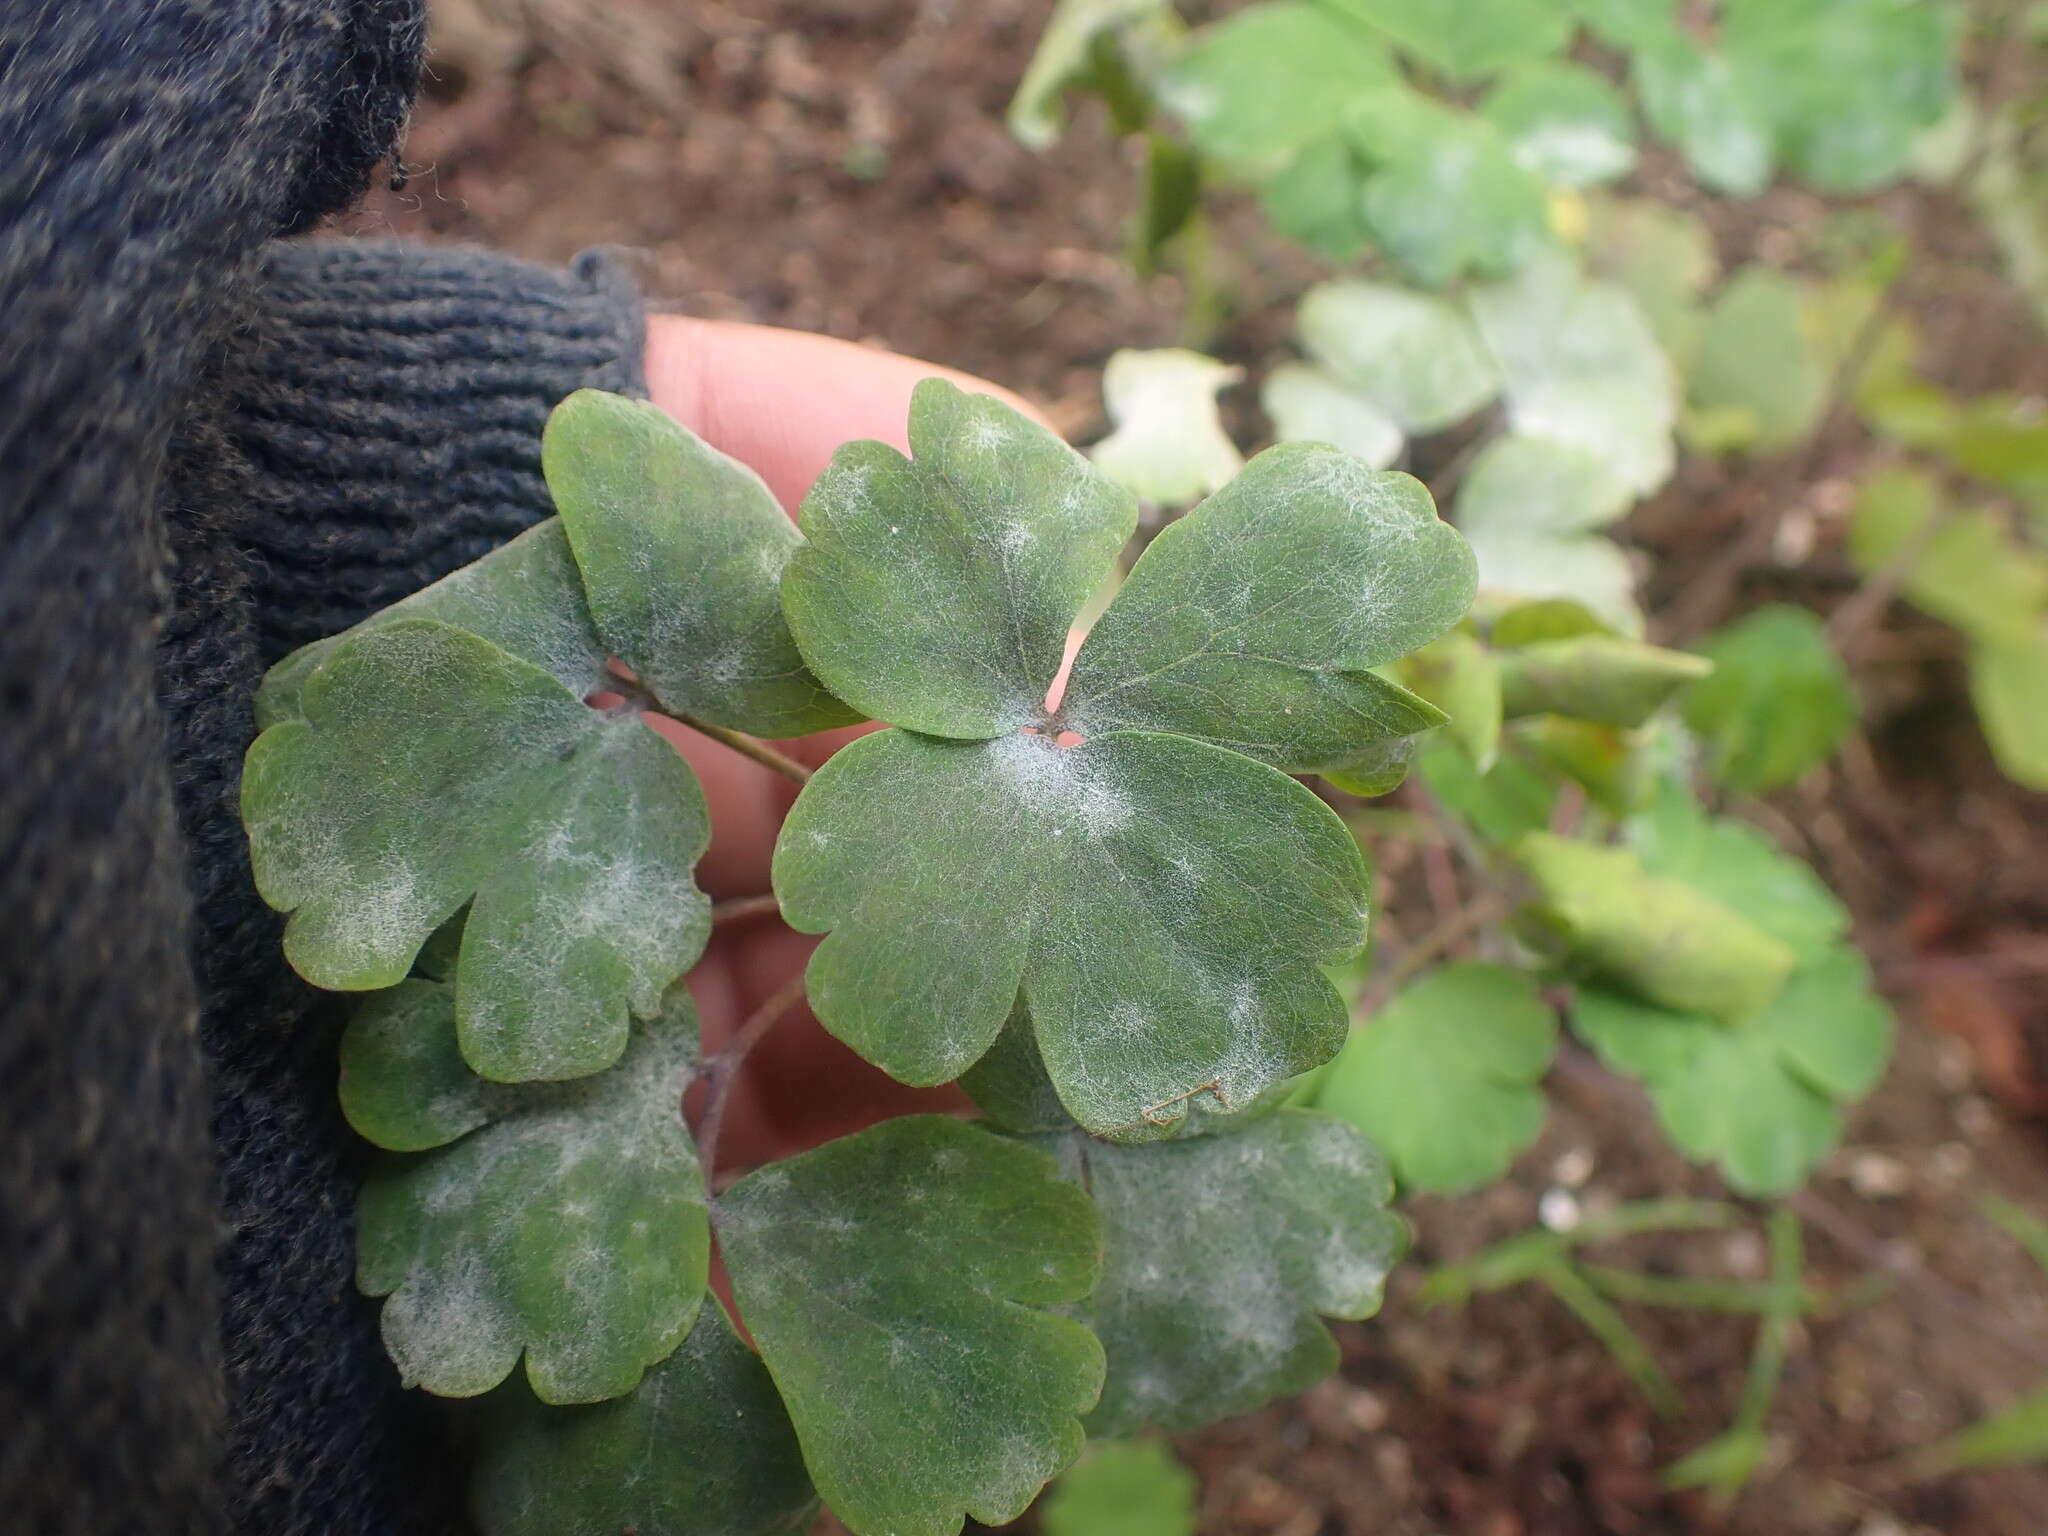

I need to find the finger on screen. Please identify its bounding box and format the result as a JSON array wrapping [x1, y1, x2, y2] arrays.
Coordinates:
[[643, 315, 1049, 515]]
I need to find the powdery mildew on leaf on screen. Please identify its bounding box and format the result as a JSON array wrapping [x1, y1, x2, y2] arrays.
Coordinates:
[[243, 619, 709, 1081], [718, 1117, 1105, 1536], [1062, 444, 1471, 774], [354, 985, 710, 1404], [1038, 1109, 1405, 1435], [1294, 279, 1500, 433], [783, 379, 1137, 737], [774, 727, 1371, 1137], [469, 1301, 816, 1536], [543, 389, 859, 738]]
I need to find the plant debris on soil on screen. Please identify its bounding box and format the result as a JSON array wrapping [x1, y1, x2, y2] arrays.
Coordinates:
[[350, 3, 2048, 1531]]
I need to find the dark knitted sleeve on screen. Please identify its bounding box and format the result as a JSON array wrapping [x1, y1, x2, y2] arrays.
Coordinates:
[[162, 237, 646, 1536]]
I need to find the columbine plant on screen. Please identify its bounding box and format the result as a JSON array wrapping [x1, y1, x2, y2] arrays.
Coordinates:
[[241, 380, 1476, 1535]]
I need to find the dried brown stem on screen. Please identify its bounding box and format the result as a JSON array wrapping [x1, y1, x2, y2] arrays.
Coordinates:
[[694, 974, 809, 1193]]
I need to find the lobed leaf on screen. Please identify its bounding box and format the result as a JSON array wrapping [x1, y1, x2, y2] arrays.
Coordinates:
[[469, 1302, 816, 1536], [783, 379, 1136, 738], [1087, 348, 1245, 506], [1063, 444, 1472, 773], [718, 1116, 1105, 1536], [1040, 1440, 1197, 1536], [1321, 0, 1575, 80], [244, 620, 709, 1081], [1454, 436, 1640, 633], [1482, 62, 1638, 189], [1684, 267, 1828, 454], [1295, 279, 1500, 432], [1040, 1110, 1404, 1434], [1008, 0, 1170, 150], [774, 728, 1370, 1137], [1261, 363, 1404, 469], [353, 984, 709, 1403], [1683, 605, 1857, 792], [1969, 638, 2048, 791], [1316, 964, 1557, 1192], [542, 389, 859, 738]]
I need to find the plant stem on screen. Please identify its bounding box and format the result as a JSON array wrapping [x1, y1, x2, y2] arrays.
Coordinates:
[[1542, 1258, 1684, 1418], [694, 974, 809, 1192], [668, 710, 813, 785], [711, 893, 783, 926]]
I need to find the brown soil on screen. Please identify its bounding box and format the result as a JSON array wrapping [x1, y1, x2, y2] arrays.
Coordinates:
[[356, 3, 2048, 1531]]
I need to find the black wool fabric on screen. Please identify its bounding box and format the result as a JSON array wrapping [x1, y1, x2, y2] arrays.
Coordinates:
[[1, 4, 648, 1532]]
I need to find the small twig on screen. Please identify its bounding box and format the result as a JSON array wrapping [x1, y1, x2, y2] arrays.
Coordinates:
[[668, 710, 813, 785], [694, 975, 809, 1189], [711, 893, 782, 926]]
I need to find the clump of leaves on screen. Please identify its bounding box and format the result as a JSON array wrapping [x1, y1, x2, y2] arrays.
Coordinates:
[[242, 383, 1467, 1535]]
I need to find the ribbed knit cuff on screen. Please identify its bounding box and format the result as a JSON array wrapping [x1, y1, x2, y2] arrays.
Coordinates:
[[222, 239, 646, 663]]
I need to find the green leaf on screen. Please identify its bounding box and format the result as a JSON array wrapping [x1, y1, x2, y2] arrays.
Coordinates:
[[1631, 37, 1776, 196], [1949, 393, 2048, 494], [1684, 605, 1857, 791], [1685, 267, 1829, 454], [1321, 0, 1575, 80], [1260, 136, 1375, 261], [1319, 730, 1420, 796], [1496, 635, 1711, 726], [542, 390, 859, 738], [1043, 1109, 1404, 1434], [1570, 0, 1676, 50], [959, 1000, 1075, 1133], [1849, 467, 2048, 648], [718, 1117, 1105, 1536], [1295, 279, 1501, 433], [1157, 3, 1398, 173], [1970, 637, 2048, 790], [255, 520, 609, 729], [244, 620, 709, 1081], [1516, 833, 1799, 1021], [1261, 363, 1405, 469], [1400, 630, 1503, 768], [1063, 444, 1473, 773], [1087, 348, 1245, 506], [469, 1303, 816, 1536], [1416, 734, 1559, 846], [783, 379, 1137, 738], [1468, 257, 1678, 497], [1009, 0, 1168, 150], [1346, 90, 1553, 287], [1573, 951, 1892, 1194], [354, 985, 708, 1402], [774, 727, 1370, 1136], [1482, 62, 1638, 188], [1906, 1386, 2048, 1477], [1585, 197, 1717, 370], [1488, 596, 1615, 648], [1454, 435, 1640, 633], [339, 979, 493, 1153], [1040, 1441, 1197, 1536], [1316, 964, 1557, 1192], [1723, 0, 1960, 195]]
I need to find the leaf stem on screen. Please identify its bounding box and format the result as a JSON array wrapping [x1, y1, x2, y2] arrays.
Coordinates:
[[694, 974, 809, 1192], [667, 711, 814, 785], [711, 893, 783, 926]]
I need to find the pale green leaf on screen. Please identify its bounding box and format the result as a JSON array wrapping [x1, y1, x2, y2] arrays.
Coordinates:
[[1457, 435, 1633, 539], [1849, 467, 2048, 648], [1399, 630, 1503, 768], [1517, 716, 1644, 817], [1907, 1387, 2048, 1477], [1316, 964, 1557, 1192], [1416, 734, 1558, 846], [470, 1302, 816, 1536], [1468, 258, 1678, 497], [1585, 197, 1717, 370], [1686, 267, 1829, 454], [1157, 3, 1397, 173], [719, 1117, 1105, 1536], [1487, 596, 1615, 647], [1632, 38, 1776, 196], [1295, 279, 1500, 432], [1062, 444, 1473, 773], [783, 379, 1136, 738], [1087, 348, 1245, 506], [1319, 729, 1419, 796], [1043, 1110, 1404, 1434], [256, 520, 609, 729], [1261, 363, 1404, 469], [1040, 1441, 1196, 1536], [1346, 90, 1553, 287], [1570, 0, 1675, 50], [1482, 63, 1638, 188], [1009, 0, 1168, 149], [1516, 833, 1799, 1021], [773, 728, 1370, 1137], [1683, 605, 1857, 791], [244, 620, 709, 1081], [1468, 536, 1641, 635], [1321, 0, 1575, 80], [542, 390, 858, 737], [1260, 136, 1374, 261], [1496, 636, 1712, 726], [1970, 637, 2048, 791], [355, 986, 708, 1403]]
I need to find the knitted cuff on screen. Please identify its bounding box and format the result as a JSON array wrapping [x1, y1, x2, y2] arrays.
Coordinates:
[[222, 239, 646, 663]]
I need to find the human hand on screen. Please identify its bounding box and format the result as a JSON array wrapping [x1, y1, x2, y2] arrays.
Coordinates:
[[641, 315, 1045, 1175]]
